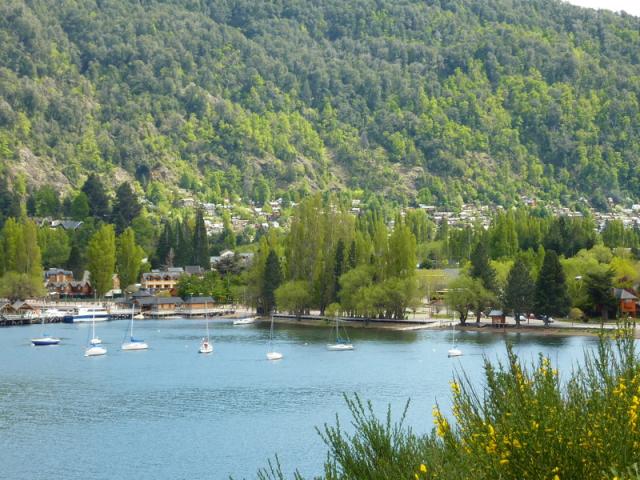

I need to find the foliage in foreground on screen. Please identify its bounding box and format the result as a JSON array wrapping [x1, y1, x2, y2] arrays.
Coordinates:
[[259, 327, 640, 479]]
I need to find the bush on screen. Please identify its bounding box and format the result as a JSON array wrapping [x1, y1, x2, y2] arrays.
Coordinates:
[[569, 307, 584, 321]]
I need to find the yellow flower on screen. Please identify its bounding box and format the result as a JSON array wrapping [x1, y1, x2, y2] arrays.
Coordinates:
[[553, 475, 560, 480], [419, 464, 427, 473], [499, 459, 509, 465], [450, 381, 461, 395]]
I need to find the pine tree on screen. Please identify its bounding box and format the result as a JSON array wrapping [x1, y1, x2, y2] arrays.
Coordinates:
[[113, 182, 141, 233], [262, 249, 282, 313], [192, 209, 209, 269], [503, 257, 535, 326], [117, 227, 144, 289], [87, 224, 116, 297], [535, 250, 571, 320], [81, 174, 110, 219], [70, 192, 90, 220], [470, 240, 497, 292], [153, 221, 173, 268]]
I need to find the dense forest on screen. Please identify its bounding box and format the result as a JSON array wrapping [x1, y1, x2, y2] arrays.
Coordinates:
[[1, 0, 640, 208]]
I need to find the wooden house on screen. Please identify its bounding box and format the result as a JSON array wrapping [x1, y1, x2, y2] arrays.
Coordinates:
[[614, 288, 638, 317], [180, 296, 216, 317], [489, 309, 506, 327]]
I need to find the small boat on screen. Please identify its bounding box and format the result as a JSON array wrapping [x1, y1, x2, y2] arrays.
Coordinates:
[[44, 308, 65, 319], [85, 344, 107, 357], [199, 338, 213, 354], [32, 336, 61, 346], [327, 318, 353, 351], [134, 312, 145, 320], [198, 307, 213, 354], [447, 321, 463, 357], [266, 315, 283, 360], [63, 306, 109, 323], [122, 306, 148, 351], [233, 316, 257, 325], [32, 314, 60, 346]]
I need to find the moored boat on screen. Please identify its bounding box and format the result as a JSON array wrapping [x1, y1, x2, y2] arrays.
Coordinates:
[[233, 316, 257, 325], [63, 306, 109, 323], [32, 336, 61, 346]]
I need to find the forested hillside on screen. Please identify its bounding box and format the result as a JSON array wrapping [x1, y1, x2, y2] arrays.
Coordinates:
[[1, 0, 640, 208]]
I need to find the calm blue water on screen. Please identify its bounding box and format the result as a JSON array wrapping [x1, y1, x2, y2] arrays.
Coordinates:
[[0, 319, 598, 479]]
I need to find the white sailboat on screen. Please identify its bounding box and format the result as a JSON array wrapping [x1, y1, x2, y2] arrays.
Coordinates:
[[85, 310, 106, 356], [266, 315, 283, 360], [327, 317, 354, 351], [31, 313, 61, 346], [233, 316, 257, 325], [447, 321, 462, 357], [198, 303, 213, 354], [122, 304, 148, 351]]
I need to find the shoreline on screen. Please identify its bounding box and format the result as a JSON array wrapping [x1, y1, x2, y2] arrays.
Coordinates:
[[266, 316, 635, 337]]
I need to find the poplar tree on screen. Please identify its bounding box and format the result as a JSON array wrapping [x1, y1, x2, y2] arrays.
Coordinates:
[[117, 227, 144, 289], [333, 239, 345, 303], [87, 224, 116, 297]]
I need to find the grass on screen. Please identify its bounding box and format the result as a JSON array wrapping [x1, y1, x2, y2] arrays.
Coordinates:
[[258, 324, 640, 479]]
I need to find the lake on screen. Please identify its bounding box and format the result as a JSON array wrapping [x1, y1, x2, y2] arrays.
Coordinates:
[[0, 319, 599, 479]]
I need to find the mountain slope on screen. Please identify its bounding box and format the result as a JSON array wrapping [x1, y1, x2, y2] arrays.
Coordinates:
[[1, 0, 640, 208]]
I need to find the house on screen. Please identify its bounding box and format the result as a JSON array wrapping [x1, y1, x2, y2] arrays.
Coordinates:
[[44, 268, 73, 284], [0, 301, 39, 318], [141, 268, 185, 291], [136, 296, 184, 317], [180, 296, 216, 317], [184, 265, 205, 277], [489, 309, 506, 327], [46, 270, 93, 298], [51, 220, 83, 230], [614, 288, 638, 317]]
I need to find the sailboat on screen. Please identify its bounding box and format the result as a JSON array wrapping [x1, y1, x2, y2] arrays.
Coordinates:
[[266, 315, 283, 360], [122, 304, 148, 351], [31, 312, 61, 346], [198, 304, 213, 354], [326, 317, 354, 351], [85, 310, 106, 356], [447, 320, 462, 357]]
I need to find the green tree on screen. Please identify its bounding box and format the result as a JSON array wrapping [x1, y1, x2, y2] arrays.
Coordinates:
[[34, 185, 60, 217], [38, 227, 71, 268], [113, 182, 141, 233], [585, 268, 617, 324], [87, 224, 116, 297], [275, 280, 312, 316], [192, 209, 209, 269], [535, 250, 571, 321], [81, 174, 110, 219], [470, 240, 497, 293], [69, 192, 90, 220], [446, 275, 494, 325], [117, 227, 144, 289], [0, 272, 45, 300], [262, 249, 282, 314], [503, 257, 535, 327]]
